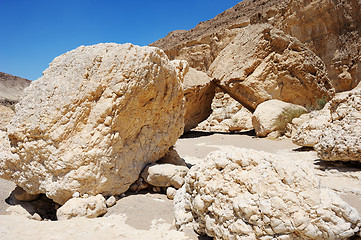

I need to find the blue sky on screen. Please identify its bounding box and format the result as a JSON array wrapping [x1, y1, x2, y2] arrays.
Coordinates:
[[0, 0, 241, 80]]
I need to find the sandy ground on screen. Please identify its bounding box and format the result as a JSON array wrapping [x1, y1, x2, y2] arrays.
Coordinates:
[[0, 131, 361, 239]]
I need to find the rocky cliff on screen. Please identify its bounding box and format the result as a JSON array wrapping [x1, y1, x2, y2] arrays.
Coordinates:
[[151, 0, 361, 92]]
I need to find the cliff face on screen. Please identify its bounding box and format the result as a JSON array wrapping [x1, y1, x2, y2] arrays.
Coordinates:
[[150, 0, 361, 92], [0, 72, 31, 107]]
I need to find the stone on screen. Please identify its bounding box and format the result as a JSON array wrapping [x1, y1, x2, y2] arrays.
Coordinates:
[[315, 90, 361, 161], [1, 43, 185, 204], [128, 177, 149, 192], [5, 205, 42, 221], [228, 107, 253, 132], [175, 148, 361, 239], [105, 196, 116, 208], [56, 194, 107, 220], [196, 91, 253, 132], [141, 163, 189, 189], [166, 187, 177, 200], [252, 99, 307, 137], [182, 67, 215, 132], [12, 186, 40, 202], [210, 23, 334, 112], [6, 206, 32, 219]]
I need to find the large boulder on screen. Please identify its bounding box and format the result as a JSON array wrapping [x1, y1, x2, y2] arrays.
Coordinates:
[[210, 24, 334, 112], [1, 43, 185, 204], [183, 67, 215, 132], [315, 90, 361, 161], [175, 148, 360, 239], [252, 99, 307, 137]]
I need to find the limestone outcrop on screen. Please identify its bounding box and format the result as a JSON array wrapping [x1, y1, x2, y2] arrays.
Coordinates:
[[151, 0, 361, 92], [183, 67, 215, 132], [56, 194, 107, 220], [315, 90, 361, 161], [174, 148, 360, 239], [210, 24, 334, 112], [252, 100, 307, 138], [1, 43, 185, 204]]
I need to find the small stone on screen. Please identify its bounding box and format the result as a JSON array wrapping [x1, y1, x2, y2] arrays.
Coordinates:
[[166, 187, 177, 200], [72, 192, 80, 198], [152, 187, 161, 193], [30, 213, 42, 221], [6, 205, 32, 218], [106, 196, 116, 208], [56, 194, 107, 220]]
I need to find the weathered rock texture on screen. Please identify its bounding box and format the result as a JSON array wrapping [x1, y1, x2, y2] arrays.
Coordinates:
[[175, 148, 360, 239], [195, 92, 253, 132], [0, 72, 31, 107], [0, 105, 14, 131], [57, 195, 107, 220], [183, 67, 215, 132], [252, 100, 307, 138], [1, 43, 185, 204], [151, 0, 361, 92], [315, 90, 361, 161], [292, 105, 332, 147], [210, 24, 334, 111]]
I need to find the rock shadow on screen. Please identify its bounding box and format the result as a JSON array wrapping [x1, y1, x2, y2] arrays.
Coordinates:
[[180, 129, 256, 139], [314, 159, 361, 173], [292, 146, 314, 152], [5, 188, 59, 220]]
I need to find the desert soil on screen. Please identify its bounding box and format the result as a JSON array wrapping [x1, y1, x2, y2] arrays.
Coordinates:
[[0, 131, 361, 239]]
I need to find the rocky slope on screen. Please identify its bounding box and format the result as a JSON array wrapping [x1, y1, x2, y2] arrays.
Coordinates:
[[151, 0, 361, 92], [0, 72, 31, 107]]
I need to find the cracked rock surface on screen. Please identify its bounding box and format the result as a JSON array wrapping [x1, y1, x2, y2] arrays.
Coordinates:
[[174, 148, 360, 239], [210, 23, 334, 112], [315, 90, 361, 162]]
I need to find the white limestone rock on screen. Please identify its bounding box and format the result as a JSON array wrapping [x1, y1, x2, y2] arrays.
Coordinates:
[[252, 99, 307, 137], [175, 148, 360, 239], [1, 43, 185, 204], [141, 163, 189, 189], [315, 90, 361, 161], [291, 104, 332, 147], [57, 194, 107, 220], [210, 23, 334, 112], [105, 196, 116, 208]]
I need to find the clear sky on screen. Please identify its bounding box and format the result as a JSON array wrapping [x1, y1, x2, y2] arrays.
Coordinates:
[[0, 0, 241, 80]]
